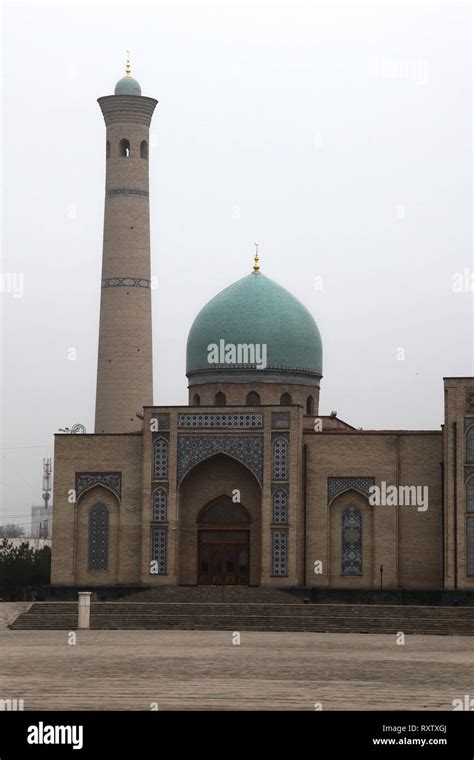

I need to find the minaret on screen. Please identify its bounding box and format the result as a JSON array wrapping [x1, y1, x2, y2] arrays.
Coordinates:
[[95, 55, 157, 433]]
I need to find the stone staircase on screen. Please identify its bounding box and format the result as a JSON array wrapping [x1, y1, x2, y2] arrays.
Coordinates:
[[0, 602, 31, 629], [115, 586, 304, 604], [9, 587, 474, 634]]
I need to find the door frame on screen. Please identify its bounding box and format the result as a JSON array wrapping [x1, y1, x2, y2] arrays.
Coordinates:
[[196, 495, 251, 585], [197, 530, 250, 585]]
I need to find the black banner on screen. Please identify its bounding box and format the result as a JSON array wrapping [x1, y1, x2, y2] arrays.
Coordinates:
[[0, 711, 473, 757]]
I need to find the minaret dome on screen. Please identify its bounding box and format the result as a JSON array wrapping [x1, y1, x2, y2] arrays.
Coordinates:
[[114, 51, 142, 96]]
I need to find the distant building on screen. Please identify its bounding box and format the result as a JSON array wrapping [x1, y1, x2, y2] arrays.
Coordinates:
[[29, 458, 52, 539], [5, 538, 51, 551], [31, 505, 52, 539]]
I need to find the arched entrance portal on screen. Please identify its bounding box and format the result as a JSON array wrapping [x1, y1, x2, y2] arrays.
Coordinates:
[[197, 496, 250, 585]]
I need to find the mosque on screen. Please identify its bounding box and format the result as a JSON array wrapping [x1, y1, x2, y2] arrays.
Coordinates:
[[51, 63, 474, 592]]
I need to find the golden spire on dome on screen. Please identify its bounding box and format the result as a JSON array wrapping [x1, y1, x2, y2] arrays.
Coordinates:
[[125, 50, 132, 77], [253, 243, 260, 274]]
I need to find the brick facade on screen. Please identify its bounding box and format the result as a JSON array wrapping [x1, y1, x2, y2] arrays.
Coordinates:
[[51, 383, 474, 591]]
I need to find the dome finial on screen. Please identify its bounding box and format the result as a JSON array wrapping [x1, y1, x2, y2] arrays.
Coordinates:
[[253, 243, 260, 274], [125, 50, 132, 77]]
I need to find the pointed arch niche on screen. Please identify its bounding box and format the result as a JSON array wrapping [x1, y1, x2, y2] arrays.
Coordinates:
[[328, 489, 373, 588], [75, 484, 120, 584], [177, 453, 261, 586]]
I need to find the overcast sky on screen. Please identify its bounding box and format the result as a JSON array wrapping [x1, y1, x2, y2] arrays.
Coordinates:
[[0, 0, 472, 529]]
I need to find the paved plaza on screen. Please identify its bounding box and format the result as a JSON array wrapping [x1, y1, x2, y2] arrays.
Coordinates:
[[0, 612, 472, 710]]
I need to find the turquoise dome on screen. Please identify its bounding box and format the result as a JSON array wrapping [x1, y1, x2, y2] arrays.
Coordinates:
[[114, 76, 142, 96], [186, 271, 323, 386]]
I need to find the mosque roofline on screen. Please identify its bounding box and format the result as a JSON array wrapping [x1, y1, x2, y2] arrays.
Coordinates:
[[54, 432, 143, 437], [303, 429, 442, 435], [142, 404, 313, 408], [54, 427, 442, 437]]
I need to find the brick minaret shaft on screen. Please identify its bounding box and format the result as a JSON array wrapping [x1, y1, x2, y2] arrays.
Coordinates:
[[95, 88, 157, 433]]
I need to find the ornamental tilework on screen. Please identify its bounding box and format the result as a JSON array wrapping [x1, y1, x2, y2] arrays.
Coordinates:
[[152, 488, 168, 522], [106, 188, 149, 197], [177, 435, 263, 483], [271, 482, 289, 494], [271, 530, 289, 576], [467, 428, 474, 463], [327, 476, 375, 504], [154, 437, 169, 480], [272, 489, 288, 524], [467, 479, 474, 514], [88, 502, 109, 571], [341, 504, 362, 576], [465, 466, 474, 482], [178, 413, 263, 429], [467, 517, 474, 576], [151, 527, 167, 575], [272, 437, 289, 480], [464, 416, 474, 431], [102, 277, 150, 289], [271, 412, 290, 429], [76, 472, 121, 501], [151, 413, 170, 430]]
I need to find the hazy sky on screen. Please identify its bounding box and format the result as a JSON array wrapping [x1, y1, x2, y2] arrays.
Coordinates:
[[0, 0, 472, 529]]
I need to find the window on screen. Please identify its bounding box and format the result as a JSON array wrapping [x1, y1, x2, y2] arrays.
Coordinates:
[[88, 502, 109, 571], [246, 391, 261, 406], [272, 489, 288, 524], [467, 478, 474, 513], [271, 530, 288, 576], [119, 138, 130, 157], [154, 437, 169, 480], [467, 427, 474, 463], [106, 140, 111, 159], [306, 396, 314, 415], [215, 391, 226, 407], [272, 437, 289, 480], [280, 392, 292, 405], [341, 505, 362, 576], [201, 498, 249, 524], [192, 393, 201, 406], [152, 488, 168, 522], [468, 517, 474, 576], [140, 140, 148, 159], [151, 527, 167, 575]]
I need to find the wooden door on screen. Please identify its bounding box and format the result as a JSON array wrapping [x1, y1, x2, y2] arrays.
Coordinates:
[[198, 534, 249, 585]]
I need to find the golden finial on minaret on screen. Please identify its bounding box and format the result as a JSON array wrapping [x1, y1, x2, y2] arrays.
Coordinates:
[[125, 50, 132, 77], [253, 243, 260, 274]]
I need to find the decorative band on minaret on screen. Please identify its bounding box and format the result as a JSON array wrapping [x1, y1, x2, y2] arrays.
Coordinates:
[[94, 58, 158, 433]]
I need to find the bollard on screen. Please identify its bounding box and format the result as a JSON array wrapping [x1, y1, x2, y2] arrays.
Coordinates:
[[78, 591, 92, 629]]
